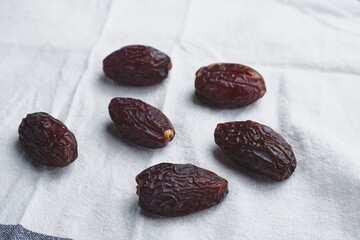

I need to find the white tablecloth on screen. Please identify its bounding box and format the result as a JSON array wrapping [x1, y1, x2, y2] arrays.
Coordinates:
[[0, 0, 359, 239]]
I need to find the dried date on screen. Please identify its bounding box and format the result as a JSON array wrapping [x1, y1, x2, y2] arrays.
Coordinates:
[[214, 120, 296, 180], [103, 45, 172, 86], [195, 63, 266, 108], [18, 112, 78, 167], [109, 97, 175, 148], [136, 163, 228, 216]]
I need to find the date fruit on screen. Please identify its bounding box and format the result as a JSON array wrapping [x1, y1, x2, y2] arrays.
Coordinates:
[[18, 112, 78, 167], [109, 97, 175, 148], [195, 63, 266, 108], [214, 120, 296, 180], [103, 45, 172, 85], [136, 163, 228, 216]]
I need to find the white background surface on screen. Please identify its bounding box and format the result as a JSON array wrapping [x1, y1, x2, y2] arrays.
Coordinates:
[[1, 0, 360, 239]]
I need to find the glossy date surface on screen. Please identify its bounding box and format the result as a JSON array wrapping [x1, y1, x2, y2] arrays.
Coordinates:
[[195, 63, 266, 108], [103, 45, 172, 86], [109, 98, 175, 148], [214, 120, 296, 180], [18, 112, 78, 167], [136, 163, 228, 216]]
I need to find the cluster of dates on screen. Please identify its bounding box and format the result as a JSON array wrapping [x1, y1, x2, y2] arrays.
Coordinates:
[[18, 45, 296, 217]]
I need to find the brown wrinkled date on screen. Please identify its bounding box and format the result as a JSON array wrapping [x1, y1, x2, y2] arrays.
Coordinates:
[[195, 63, 266, 108], [109, 98, 175, 148], [136, 163, 228, 216], [103, 45, 172, 86], [18, 112, 78, 167], [214, 120, 296, 180]]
